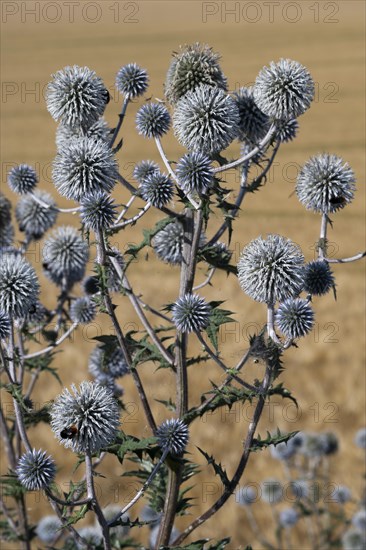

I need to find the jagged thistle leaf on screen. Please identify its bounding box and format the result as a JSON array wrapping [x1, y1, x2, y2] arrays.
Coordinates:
[[197, 447, 230, 488], [250, 430, 299, 452], [205, 302, 236, 351]]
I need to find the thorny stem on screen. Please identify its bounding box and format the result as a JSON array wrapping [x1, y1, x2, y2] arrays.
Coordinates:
[[29, 192, 80, 214], [113, 202, 151, 230], [267, 303, 281, 344], [115, 192, 138, 224], [109, 95, 130, 148], [318, 213, 328, 260], [23, 322, 78, 360], [326, 251, 366, 263], [85, 451, 111, 550]]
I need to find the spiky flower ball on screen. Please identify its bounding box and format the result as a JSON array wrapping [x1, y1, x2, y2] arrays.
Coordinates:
[[270, 439, 298, 461], [303, 260, 335, 296], [355, 428, 366, 449], [237, 234, 304, 304], [279, 508, 299, 528], [80, 191, 117, 231], [36, 515, 62, 543], [77, 526, 103, 547], [133, 160, 160, 184], [261, 479, 283, 504], [152, 220, 185, 265], [276, 298, 314, 339], [83, 275, 100, 295], [319, 432, 339, 456], [88, 342, 129, 382], [17, 449, 56, 491], [53, 137, 118, 201], [136, 103, 171, 139], [156, 419, 189, 455], [0, 224, 14, 248], [296, 153, 356, 214], [233, 87, 270, 144], [173, 84, 240, 155], [100, 506, 130, 539], [0, 311, 11, 340], [43, 226, 89, 288], [56, 117, 111, 150], [342, 528, 366, 550], [0, 254, 39, 318], [0, 192, 11, 230], [50, 381, 120, 453], [15, 191, 58, 240], [275, 118, 299, 143], [8, 164, 38, 195], [46, 65, 109, 129], [254, 59, 314, 120], [176, 152, 214, 195], [172, 293, 211, 333], [116, 63, 148, 98], [165, 42, 227, 105], [298, 433, 326, 458], [236, 486, 257, 506], [333, 486, 352, 505], [70, 297, 96, 324], [140, 172, 173, 208], [352, 509, 366, 532]]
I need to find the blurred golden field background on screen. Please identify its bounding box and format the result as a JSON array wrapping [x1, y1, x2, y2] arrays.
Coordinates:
[[1, 1, 365, 548]]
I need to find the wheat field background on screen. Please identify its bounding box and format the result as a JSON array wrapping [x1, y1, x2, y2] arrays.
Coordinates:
[[1, 1, 365, 548]]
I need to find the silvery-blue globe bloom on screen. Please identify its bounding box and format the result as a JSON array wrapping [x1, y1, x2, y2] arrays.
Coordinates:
[[36, 515, 62, 543], [77, 526, 102, 547], [53, 137, 118, 201], [140, 172, 174, 208], [133, 160, 160, 184], [319, 432, 339, 456], [290, 479, 309, 500], [270, 439, 298, 461], [176, 151, 214, 195], [42, 226, 89, 288], [279, 508, 299, 528], [50, 381, 120, 453], [173, 84, 240, 155], [342, 528, 366, 550], [352, 509, 366, 532], [355, 428, 366, 449], [56, 117, 111, 150], [0, 192, 11, 230], [80, 191, 117, 231], [0, 254, 39, 318], [275, 118, 299, 143], [24, 301, 49, 329], [298, 433, 326, 458], [152, 220, 185, 265], [0, 311, 11, 340], [136, 103, 171, 139], [70, 297, 96, 324], [276, 298, 314, 339], [296, 153, 356, 214], [17, 449, 56, 491], [236, 485, 257, 506], [237, 234, 304, 304], [333, 485, 352, 505], [303, 260, 335, 296], [261, 479, 283, 504], [233, 87, 270, 144], [0, 224, 14, 248], [150, 525, 180, 548], [46, 65, 109, 129], [116, 63, 148, 98], [254, 59, 314, 120], [15, 190, 58, 240], [100, 506, 130, 539], [165, 42, 227, 105], [88, 343, 129, 382], [172, 293, 211, 333], [140, 505, 161, 527], [156, 419, 189, 455], [7, 164, 38, 195]]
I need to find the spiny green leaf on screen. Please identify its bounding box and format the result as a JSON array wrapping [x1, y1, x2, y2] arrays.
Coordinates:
[[196, 447, 230, 488], [250, 429, 299, 452]]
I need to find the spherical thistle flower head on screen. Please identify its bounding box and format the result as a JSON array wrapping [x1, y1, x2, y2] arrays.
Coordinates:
[[0, 224, 14, 248], [0, 254, 39, 318], [237, 234, 304, 304], [53, 137, 118, 202], [152, 220, 184, 265], [176, 151, 214, 195], [133, 160, 160, 184], [139, 505, 161, 526], [332, 486, 352, 505], [56, 117, 111, 150], [77, 526, 102, 548], [298, 432, 326, 458], [261, 479, 283, 504], [342, 528, 366, 550], [279, 508, 299, 528], [15, 190, 58, 240], [140, 172, 174, 208], [173, 84, 240, 155], [116, 63, 148, 98], [0, 192, 12, 230], [352, 509, 366, 532], [16, 449, 56, 491], [136, 102, 171, 139], [156, 419, 189, 455], [236, 485, 258, 506], [0, 311, 11, 340], [319, 431, 339, 456], [290, 479, 309, 501], [254, 59, 314, 120], [296, 153, 356, 214], [165, 42, 228, 105], [8, 164, 38, 195], [88, 343, 129, 381], [270, 439, 298, 461], [233, 87, 270, 144], [303, 260, 335, 296], [70, 297, 96, 324], [36, 515, 62, 543], [172, 293, 211, 333], [83, 275, 100, 295], [276, 298, 314, 339], [355, 428, 366, 449], [80, 191, 117, 231], [50, 381, 120, 454], [46, 65, 109, 129], [43, 226, 89, 288], [275, 118, 299, 143], [24, 301, 49, 329]]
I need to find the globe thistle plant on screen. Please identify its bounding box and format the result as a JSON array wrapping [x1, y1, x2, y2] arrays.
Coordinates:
[[176, 151, 214, 195], [50, 381, 120, 453], [150, 525, 180, 548], [233, 87, 270, 144], [0, 254, 39, 318], [333, 485, 352, 505], [99, 506, 130, 538], [236, 485, 257, 506], [355, 428, 366, 449], [275, 118, 299, 143], [46, 65, 109, 129], [172, 293, 211, 333], [88, 343, 129, 381], [0, 223, 14, 248], [352, 509, 366, 532], [16, 449, 56, 491], [56, 117, 111, 150], [152, 220, 185, 265], [261, 479, 283, 504], [279, 508, 299, 528], [133, 160, 160, 184], [276, 298, 314, 339], [80, 191, 117, 231], [136, 103, 171, 139], [165, 42, 227, 105], [156, 419, 189, 455], [53, 137, 118, 201], [69, 297, 96, 324], [299, 433, 326, 458], [83, 275, 100, 295], [0, 192, 12, 230], [296, 153, 356, 214], [42, 226, 89, 288], [35, 515, 62, 543], [254, 59, 314, 120], [237, 234, 304, 304], [15, 190, 58, 240], [173, 84, 240, 155], [115, 63, 148, 98], [0, 311, 11, 340], [270, 439, 298, 461], [7, 164, 38, 195], [342, 528, 366, 550], [140, 172, 174, 208], [303, 260, 335, 296], [77, 526, 103, 547], [319, 431, 339, 455]]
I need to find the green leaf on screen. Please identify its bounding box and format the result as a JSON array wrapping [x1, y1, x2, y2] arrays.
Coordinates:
[[123, 217, 173, 256], [250, 429, 299, 452], [205, 303, 236, 351], [107, 433, 157, 464], [196, 447, 230, 489]]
